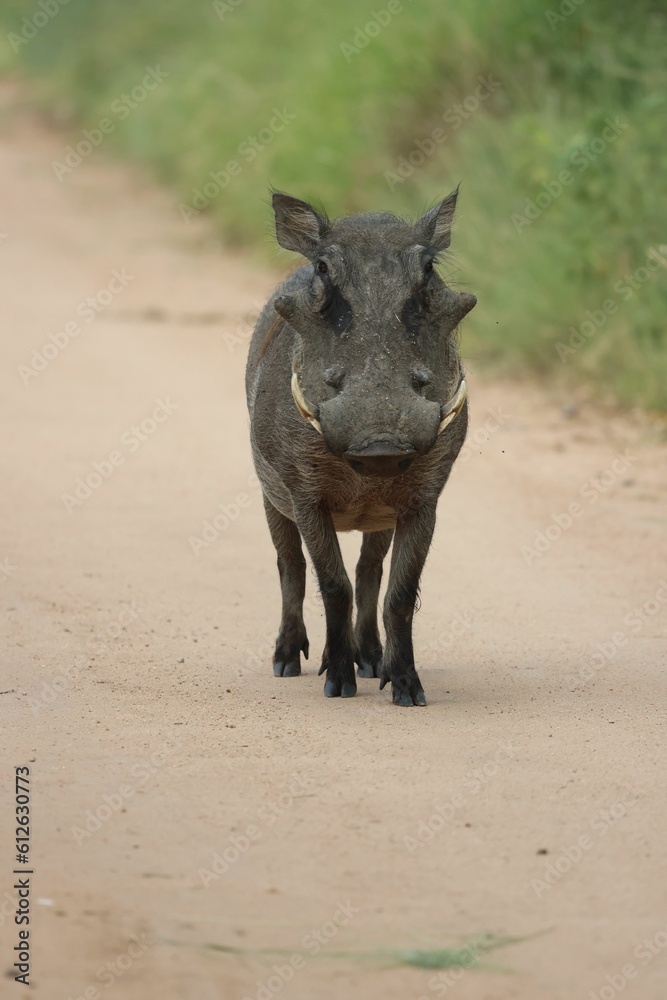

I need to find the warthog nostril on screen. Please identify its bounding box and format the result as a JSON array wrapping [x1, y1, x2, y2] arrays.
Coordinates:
[[343, 441, 416, 479], [411, 367, 433, 392], [324, 366, 345, 391]]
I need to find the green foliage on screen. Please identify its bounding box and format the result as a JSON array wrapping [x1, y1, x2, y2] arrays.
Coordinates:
[[167, 928, 523, 970], [1, 0, 665, 407]]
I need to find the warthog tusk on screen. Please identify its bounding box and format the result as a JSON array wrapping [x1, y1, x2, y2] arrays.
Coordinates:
[[438, 377, 468, 435], [291, 372, 323, 435]]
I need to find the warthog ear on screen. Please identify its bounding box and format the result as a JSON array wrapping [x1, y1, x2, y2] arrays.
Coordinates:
[[415, 185, 460, 252], [272, 192, 330, 257]]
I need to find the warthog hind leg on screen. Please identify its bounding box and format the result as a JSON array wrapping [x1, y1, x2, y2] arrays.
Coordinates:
[[354, 528, 393, 678]]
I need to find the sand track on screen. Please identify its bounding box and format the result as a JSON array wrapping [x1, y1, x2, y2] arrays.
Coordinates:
[[1, 93, 666, 999]]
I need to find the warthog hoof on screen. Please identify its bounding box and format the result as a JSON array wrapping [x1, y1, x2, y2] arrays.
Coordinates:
[[355, 635, 383, 678], [273, 660, 301, 677], [393, 687, 427, 707], [356, 659, 381, 679], [380, 671, 427, 707], [323, 677, 357, 698], [273, 629, 308, 678]]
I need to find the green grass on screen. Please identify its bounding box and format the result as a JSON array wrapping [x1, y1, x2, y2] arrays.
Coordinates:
[[159, 929, 527, 972], [1, 0, 665, 407]]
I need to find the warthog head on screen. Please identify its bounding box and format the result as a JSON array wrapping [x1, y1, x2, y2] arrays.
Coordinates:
[[272, 189, 476, 477]]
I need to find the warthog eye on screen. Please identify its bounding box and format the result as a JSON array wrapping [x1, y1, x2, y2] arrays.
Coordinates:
[[424, 260, 434, 275], [316, 260, 328, 274]]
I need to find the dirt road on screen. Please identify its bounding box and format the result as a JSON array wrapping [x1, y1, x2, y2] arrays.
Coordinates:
[[2, 89, 666, 1000]]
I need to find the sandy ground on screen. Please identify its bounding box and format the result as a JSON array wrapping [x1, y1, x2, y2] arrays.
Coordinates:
[[1, 88, 667, 1000]]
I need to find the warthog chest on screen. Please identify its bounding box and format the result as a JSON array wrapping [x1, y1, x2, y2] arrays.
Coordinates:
[[331, 500, 397, 533]]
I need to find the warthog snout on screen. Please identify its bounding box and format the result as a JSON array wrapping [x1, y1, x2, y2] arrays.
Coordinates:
[[343, 439, 417, 478]]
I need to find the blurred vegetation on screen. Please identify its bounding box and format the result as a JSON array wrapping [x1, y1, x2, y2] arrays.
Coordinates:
[[1, 0, 665, 408]]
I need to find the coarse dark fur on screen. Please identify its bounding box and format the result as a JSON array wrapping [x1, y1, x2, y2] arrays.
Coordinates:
[[245, 189, 476, 706]]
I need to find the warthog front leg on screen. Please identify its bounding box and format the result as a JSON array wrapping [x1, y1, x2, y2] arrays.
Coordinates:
[[295, 505, 356, 698], [354, 529, 393, 678], [263, 495, 309, 677], [380, 505, 437, 706]]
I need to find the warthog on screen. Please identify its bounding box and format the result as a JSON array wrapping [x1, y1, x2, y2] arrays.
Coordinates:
[[245, 189, 476, 705]]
